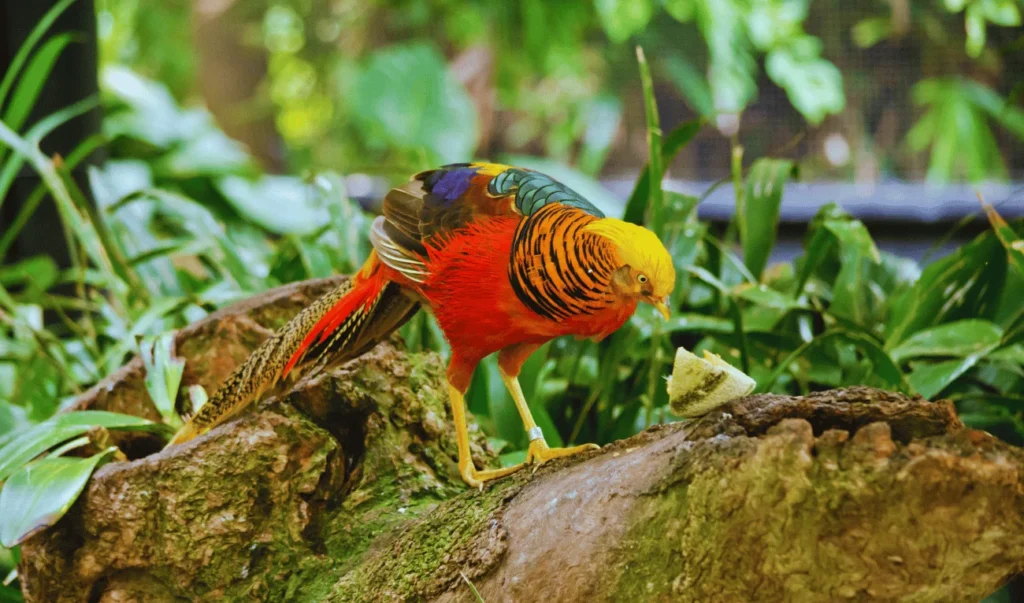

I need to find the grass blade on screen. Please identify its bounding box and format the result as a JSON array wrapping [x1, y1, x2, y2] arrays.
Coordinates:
[[636, 46, 665, 234], [0, 115, 129, 312], [0, 133, 103, 264], [981, 199, 1024, 278], [0, 96, 99, 215], [623, 118, 704, 224], [742, 159, 795, 279], [1, 33, 78, 133], [0, 0, 77, 111]]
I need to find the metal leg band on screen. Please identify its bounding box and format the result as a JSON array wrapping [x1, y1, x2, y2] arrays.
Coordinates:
[[526, 426, 544, 442]]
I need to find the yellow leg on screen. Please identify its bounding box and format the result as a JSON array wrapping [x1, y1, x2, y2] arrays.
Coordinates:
[[447, 381, 525, 489], [499, 369, 600, 467]]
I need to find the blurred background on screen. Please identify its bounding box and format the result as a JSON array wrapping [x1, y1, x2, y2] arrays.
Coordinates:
[[95, 0, 1024, 182], [0, 2, 1023, 599], [4, 0, 1024, 267]]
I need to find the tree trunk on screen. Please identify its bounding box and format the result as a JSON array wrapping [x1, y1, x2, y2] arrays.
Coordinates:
[[17, 278, 1024, 602]]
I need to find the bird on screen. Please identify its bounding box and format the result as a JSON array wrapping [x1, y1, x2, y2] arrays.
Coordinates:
[[168, 162, 676, 488]]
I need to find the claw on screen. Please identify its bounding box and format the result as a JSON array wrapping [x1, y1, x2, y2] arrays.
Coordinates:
[[526, 439, 600, 467], [460, 458, 526, 489]]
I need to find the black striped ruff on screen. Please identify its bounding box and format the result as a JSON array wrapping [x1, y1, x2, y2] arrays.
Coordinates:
[[508, 204, 618, 322]]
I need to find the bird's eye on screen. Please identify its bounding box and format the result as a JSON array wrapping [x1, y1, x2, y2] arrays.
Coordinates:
[[637, 274, 649, 284]]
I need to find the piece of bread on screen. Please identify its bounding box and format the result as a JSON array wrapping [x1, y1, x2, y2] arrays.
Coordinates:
[[667, 348, 756, 417]]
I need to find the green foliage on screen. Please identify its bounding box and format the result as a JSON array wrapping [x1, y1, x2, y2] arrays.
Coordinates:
[[138, 333, 184, 429], [0, 410, 167, 550], [94, 0, 1022, 182], [0, 447, 118, 548], [595, 0, 654, 43], [907, 78, 1024, 182], [657, 0, 844, 124], [352, 43, 479, 166], [942, 0, 1022, 57], [0, 411, 167, 482], [737, 158, 796, 279]]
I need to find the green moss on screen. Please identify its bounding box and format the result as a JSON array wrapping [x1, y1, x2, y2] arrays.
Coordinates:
[[609, 483, 691, 600], [325, 476, 524, 603]]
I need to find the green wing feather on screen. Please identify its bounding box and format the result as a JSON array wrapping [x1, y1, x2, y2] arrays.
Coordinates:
[[488, 167, 605, 218]]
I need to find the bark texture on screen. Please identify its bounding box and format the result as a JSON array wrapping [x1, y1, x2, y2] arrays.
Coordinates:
[[17, 279, 1024, 602]]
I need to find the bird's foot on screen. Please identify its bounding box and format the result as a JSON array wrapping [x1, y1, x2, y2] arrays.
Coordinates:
[[459, 460, 525, 490], [525, 439, 600, 467]]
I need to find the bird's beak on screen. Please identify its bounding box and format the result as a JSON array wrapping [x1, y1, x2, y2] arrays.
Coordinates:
[[652, 297, 671, 321]]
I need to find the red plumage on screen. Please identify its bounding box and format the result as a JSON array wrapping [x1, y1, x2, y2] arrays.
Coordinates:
[[173, 162, 673, 487], [281, 263, 390, 378]]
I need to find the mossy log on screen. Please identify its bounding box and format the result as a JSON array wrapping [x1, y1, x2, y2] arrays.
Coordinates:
[[17, 278, 1024, 602]]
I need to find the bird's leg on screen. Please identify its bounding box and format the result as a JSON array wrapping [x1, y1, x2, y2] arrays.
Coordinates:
[[497, 345, 600, 467], [447, 380, 525, 489]]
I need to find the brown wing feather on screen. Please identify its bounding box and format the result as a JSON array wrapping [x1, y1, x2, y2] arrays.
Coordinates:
[[381, 181, 428, 254]]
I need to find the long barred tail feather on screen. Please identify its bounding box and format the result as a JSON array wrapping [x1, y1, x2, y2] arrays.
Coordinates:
[[167, 256, 419, 446]]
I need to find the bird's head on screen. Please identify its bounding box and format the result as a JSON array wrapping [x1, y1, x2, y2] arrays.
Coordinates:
[[584, 218, 676, 319]]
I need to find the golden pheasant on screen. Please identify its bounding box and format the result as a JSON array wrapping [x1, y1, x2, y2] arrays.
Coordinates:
[[169, 162, 675, 487]]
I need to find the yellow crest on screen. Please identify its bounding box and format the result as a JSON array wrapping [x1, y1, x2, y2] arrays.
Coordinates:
[[583, 218, 676, 298]]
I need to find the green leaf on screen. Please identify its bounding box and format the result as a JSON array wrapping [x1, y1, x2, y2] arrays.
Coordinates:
[[982, 203, 1024, 279], [635, 46, 666, 236], [762, 330, 904, 392], [0, 411, 166, 482], [14, 355, 62, 422], [988, 344, 1024, 364], [907, 78, 1020, 182], [889, 319, 1004, 363], [908, 357, 981, 399], [824, 218, 882, 325], [887, 232, 1007, 346], [740, 158, 795, 279], [87, 161, 184, 297], [965, 4, 987, 57], [663, 313, 734, 334], [139, 332, 184, 428], [1004, 310, 1024, 347], [0, 402, 28, 446], [0, 0, 76, 111], [736, 283, 805, 311], [519, 350, 564, 447], [0, 256, 59, 299], [623, 118, 704, 225], [686, 265, 731, 294], [695, 0, 758, 114], [595, 0, 654, 43], [472, 357, 518, 446], [352, 43, 478, 164], [156, 128, 251, 178], [764, 36, 845, 124], [0, 583, 22, 603], [0, 448, 116, 547], [101, 67, 200, 147], [1, 33, 77, 133], [663, 0, 695, 22], [793, 227, 834, 298], [662, 55, 715, 116], [979, 0, 1022, 26], [660, 192, 706, 309], [217, 175, 331, 236], [852, 17, 893, 48]]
